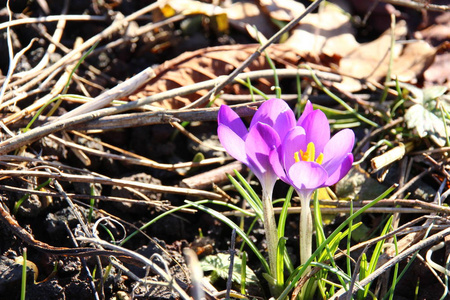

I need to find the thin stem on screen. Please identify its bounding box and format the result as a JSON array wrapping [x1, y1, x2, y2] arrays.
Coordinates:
[[260, 174, 284, 297], [261, 185, 278, 283], [299, 196, 313, 269], [298, 192, 314, 300]]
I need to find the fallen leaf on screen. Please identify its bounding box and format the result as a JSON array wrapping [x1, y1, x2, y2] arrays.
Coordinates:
[[225, 1, 277, 40], [201, 253, 259, 285], [335, 21, 407, 91], [259, 0, 305, 22], [391, 40, 436, 84], [336, 165, 387, 200], [424, 45, 450, 88], [335, 21, 436, 91], [126, 44, 301, 109], [285, 2, 358, 58], [283, 3, 438, 92], [401, 83, 449, 146], [349, 0, 401, 34], [405, 104, 447, 146], [415, 11, 450, 47]]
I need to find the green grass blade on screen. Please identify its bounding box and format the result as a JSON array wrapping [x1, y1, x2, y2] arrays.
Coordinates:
[[20, 248, 27, 300], [231, 170, 263, 217], [278, 187, 295, 274], [14, 179, 51, 214], [388, 233, 399, 300], [233, 170, 262, 205], [241, 251, 248, 295], [278, 184, 397, 300], [357, 253, 368, 299], [347, 200, 353, 278], [310, 261, 358, 288], [46, 40, 100, 117], [278, 186, 294, 238], [240, 216, 259, 253], [363, 215, 393, 297], [234, 77, 269, 100], [88, 184, 95, 224], [264, 50, 281, 98], [301, 64, 379, 128], [313, 190, 325, 245], [186, 200, 270, 274], [276, 237, 287, 287], [247, 77, 255, 100], [121, 199, 254, 246]]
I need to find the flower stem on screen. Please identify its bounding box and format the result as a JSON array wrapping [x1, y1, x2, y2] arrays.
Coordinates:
[[262, 186, 278, 280], [299, 196, 312, 270]]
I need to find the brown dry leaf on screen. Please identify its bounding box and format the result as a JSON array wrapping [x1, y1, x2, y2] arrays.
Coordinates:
[[285, 3, 358, 58], [126, 44, 301, 109], [336, 21, 437, 91], [225, 1, 277, 40], [284, 2, 438, 92], [415, 11, 450, 88], [259, 0, 305, 22], [225, 0, 305, 42], [162, 0, 283, 41], [423, 42, 450, 88], [391, 40, 436, 84], [415, 11, 450, 47], [336, 21, 407, 91]]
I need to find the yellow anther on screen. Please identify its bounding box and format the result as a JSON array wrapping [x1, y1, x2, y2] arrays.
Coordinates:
[[294, 142, 324, 164], [299, 142, 315, 162], [294, 151, 300, 163], [316, 153, 324, 164]]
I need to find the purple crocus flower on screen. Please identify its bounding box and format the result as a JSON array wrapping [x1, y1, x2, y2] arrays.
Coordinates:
[[269, 101, 354, 268], [270, 101, 355, 201], [217, 98, 297, 193], [217, 98, 296, 280]]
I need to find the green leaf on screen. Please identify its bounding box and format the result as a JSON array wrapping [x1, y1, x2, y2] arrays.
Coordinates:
[[395, 82, 447, 104], [186, 152, 205, 175], [186, 200, 270, 273], [400, 83, 448, 146], [405, 103, 447, 146], [422, 86, 448, 103], [201, 253, 259, 286]]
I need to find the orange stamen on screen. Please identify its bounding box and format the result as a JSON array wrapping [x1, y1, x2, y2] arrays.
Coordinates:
[[294, 142, 324, 164]]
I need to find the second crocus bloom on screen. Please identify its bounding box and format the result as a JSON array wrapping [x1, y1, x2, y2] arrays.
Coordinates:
[[269, 101, 354, 269], [270, 101, 355, 203], [217, 98, 297, 193], [217, 98, 297, 281]]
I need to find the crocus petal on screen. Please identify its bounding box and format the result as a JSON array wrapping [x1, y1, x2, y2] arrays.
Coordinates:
[[245, 122, 281, 181], [281, 126, 307, 172], [269, 147, 289, 183], [323, 153, 354, 186], [322, 129, 355, 174], [217, 125, 248, 164], [250, 98, 296, 140], [273, 110, 297, 141], [218, 105, 248, 140], [288, 161, 328, 190], [299, 110, 330, 153], [250, 98, 287, 127], [297, 100, 314, 125]]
